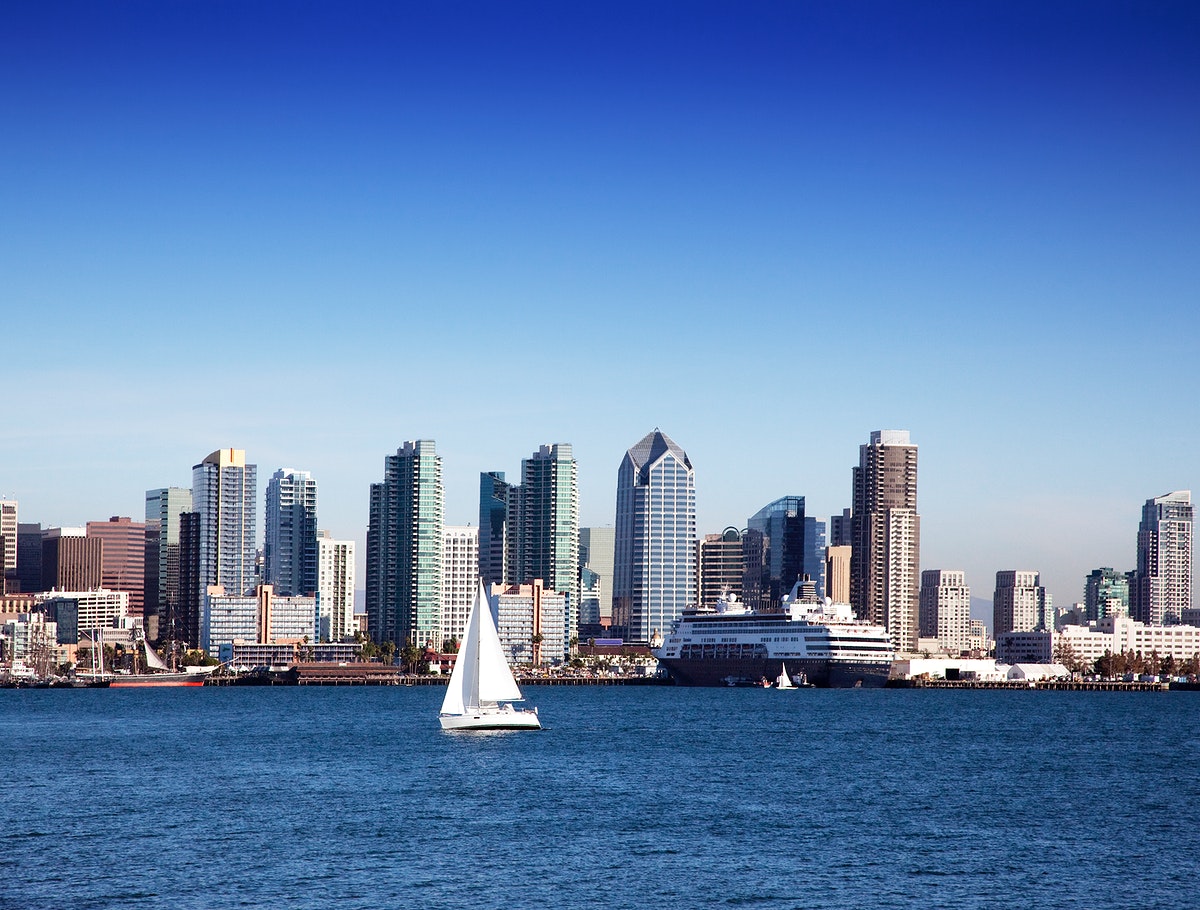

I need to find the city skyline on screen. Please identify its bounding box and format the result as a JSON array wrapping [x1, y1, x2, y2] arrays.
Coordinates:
[[3, 2, 1197, 615]]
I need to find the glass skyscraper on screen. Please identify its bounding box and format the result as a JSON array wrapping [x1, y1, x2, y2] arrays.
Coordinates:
[[745, 496, 826, 606], [1132, 491, 1192, 626], [264, 468, 318, 596], [366, 440, 443, 648], [192, 449, 257, 600], [613, 429, 695, 643]]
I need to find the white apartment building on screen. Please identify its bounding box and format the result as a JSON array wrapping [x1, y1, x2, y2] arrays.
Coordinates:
[[203, 584, 318, 653], [490, 581, 567, 667], [919, 569, 971, 653], [441, 526, 479, 646], [317, 532, 355, 643]]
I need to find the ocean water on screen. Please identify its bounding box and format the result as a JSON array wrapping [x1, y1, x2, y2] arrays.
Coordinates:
[[1, 686, 1198, 910]]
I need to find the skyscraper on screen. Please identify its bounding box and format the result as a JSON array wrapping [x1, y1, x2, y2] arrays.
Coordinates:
[[41, 528, 102, 592], [366, 440, 443, 648], [508, 444, 579, 652], [993, 570, 1051, 635], [746, 496, 826, 604], [851, 430, 920, 653], [317, 531, 356, 643], [264, 468, 319, 596], [1084, 567, 1130, 622], [1132, 491, 1192, 626], [86, 517, 146, 616], [696, 528, 745, 608], [578, 526, 615, 632], [441, 525, 479, 646], [613, 429, 695, 643], [919, 569, 971, 653], [0, 500, 16, 581], [192, 449, 258, 599], [478, 472, 510, 587], [145, 487, 193, 643]]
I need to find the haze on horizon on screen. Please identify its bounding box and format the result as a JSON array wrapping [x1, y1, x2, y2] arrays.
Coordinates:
[[3, 1, 1197, 614]]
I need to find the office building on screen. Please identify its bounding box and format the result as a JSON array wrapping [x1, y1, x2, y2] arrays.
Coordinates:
[[441, 525, 479, 646], [366, 440, 443, 648], [1084, 568, 1130, 622], [145, 487, 193, 643], [578, 526, 615, 632], [993, 570, 1051, 635], [478, 472, 510, 587], [15, 523, 44, 594], [696, 528, 745, 608], [919, 569, 971, 654], [317, 532, 355, 643], [42, 528, 103, 592], [745, 497, 825, 607], [192, 449, 258, 600], [829, 508, 852, 547], [264, 469, 319, 596], [1, 500, 16, 581], [1132, 491, 1192, 626], [851, 430, 920, 652], [613, 429, 695, 643], [36, 589, 129, 644], [86, 517, 145, 616], [825, 545, 851, 604]]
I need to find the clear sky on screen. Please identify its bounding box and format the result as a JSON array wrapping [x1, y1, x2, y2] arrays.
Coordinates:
[[3, 1, 1197, 615]]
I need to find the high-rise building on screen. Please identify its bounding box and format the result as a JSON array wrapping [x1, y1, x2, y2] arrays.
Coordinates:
[[746, 497, 819, 606], [993, 570, 1051, 635], [1132, 491, 1192, 626], [851, 430, 920, 653], [178, 511, 202, 647], [1084, 568, 1130, 622], [825, 545, 852, 604], [696, 528, 745, 608], [578, 526, 615, 631], [366, 440, 443, 648], [192, 449, 258, 600], [86, 517, 146, 616], [506, 444, 578, 650], [15, 523, 44, 594], [41, 528, 102, 592], [478, 472, 510, 587], [317, 531, 356, 643], [441, 525, 479, 646], [145, 487, 192, 643], [613, 429, 695, 643], [829, 508, 853, 547], [0, 500, 17, 579], [919, 569, 971, 654], [264, 469, 318, 596]]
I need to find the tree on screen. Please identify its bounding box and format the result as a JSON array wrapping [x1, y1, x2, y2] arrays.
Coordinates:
[[442, 637, 459, 654], [1094, 651, 1114, 679], [1053, 640, 1085, 676]]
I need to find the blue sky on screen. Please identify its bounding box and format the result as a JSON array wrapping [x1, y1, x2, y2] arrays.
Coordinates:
[[3, 1, 1197, 613]]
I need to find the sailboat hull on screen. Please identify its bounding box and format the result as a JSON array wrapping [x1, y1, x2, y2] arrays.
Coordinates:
[[439, 707, 541, 731]]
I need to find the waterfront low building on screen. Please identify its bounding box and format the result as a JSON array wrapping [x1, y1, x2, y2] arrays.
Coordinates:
[[995, 630, 1054, 665], [35, 589, 129, 644], [203, 584, 319, 654], [490, 580, 568, 667]]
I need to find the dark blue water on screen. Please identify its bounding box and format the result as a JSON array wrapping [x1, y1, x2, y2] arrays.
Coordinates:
[[2, 686, 1198, 910]]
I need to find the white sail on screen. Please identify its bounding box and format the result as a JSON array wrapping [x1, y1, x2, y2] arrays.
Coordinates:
[[143, 639, 169, 672], [441, 580, 523, 716], [776, 663, 794, 689]]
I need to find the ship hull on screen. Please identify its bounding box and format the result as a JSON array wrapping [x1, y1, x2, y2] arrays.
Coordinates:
[[657, 656, 891, 689], [108, 672, 211, 688]]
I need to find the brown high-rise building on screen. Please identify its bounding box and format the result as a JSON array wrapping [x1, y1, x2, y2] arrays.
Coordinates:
[[41, 528, 103, 592], [86, 516, 146, 616], [850, 430, 920, 653], [696, 528, 745, 609], [825, 544, 852, 604]]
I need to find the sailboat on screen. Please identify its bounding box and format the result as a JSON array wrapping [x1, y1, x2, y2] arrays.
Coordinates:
[[775, 663, 796, 690], [107, 638, 216, 688], [439, 580, 541, 731]]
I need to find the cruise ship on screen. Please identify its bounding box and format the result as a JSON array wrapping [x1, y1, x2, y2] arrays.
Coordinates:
[[653, 582, 895, 688]]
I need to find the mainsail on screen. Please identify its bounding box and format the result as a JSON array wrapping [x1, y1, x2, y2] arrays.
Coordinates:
[[441, 580, 524, 716]]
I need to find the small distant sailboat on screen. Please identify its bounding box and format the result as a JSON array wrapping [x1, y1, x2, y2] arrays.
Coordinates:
[[775, 663, 796, 690], [439, 580, 541, 731]]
